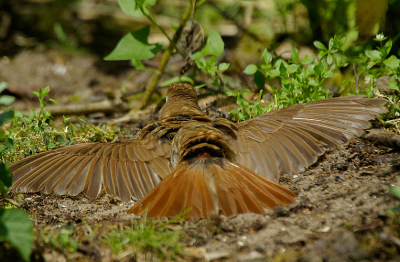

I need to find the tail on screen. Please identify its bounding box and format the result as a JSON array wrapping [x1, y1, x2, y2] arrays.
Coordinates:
[[128, 157, 296, 219]]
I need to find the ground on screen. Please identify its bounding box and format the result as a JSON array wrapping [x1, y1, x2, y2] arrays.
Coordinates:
[[2, 49, 400, 262]]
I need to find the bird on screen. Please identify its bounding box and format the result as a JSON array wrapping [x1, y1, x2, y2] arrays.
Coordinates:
[[8, 83, 387, 219]]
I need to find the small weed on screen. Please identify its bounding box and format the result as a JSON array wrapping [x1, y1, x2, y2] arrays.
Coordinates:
[[101, 213, 186, 261]]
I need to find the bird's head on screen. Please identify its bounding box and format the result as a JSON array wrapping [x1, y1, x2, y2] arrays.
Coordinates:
[[159, 83, 203, 119]]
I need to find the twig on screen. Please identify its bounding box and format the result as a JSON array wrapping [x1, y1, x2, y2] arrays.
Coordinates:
[[140, 4, 193, 109], [47, 99, 130, 117], [353, 63, 360, 93]]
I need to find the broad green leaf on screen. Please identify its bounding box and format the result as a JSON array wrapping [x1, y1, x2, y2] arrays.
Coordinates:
[[160, 76, 194, 87], [254, 71, 265, 90], [388, 81, 399, 91], [291, 47, 299, 63], [243, 64, 258, 75], [0, 81, 8, 93], [267, 69, 280, 77], [105, 27, 163, 62], [262, 49, 272, 64], [384, 55, 400, 68], [0, 162, 12, 195], [191, 30, 224, 60], [218, 63, 230, 72], [117, 0, 157, 17], [314, 41, 326, 50], [287, 64, 298, 74], [323, 71, 334, 78], [301, 55, 315, 65], [0, 110, 14, 126], [366, 50, 382, 61], [0, 208, 34, 262]]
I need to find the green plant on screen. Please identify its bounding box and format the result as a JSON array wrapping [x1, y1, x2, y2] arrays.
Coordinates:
[[0, 86, 120, 165], [244, 35, 348, 109], [101, 213, 185, 260], [0, 82, 15, 106], [41, 222, 78, 254], [357, 34, 400, 120], [0, 110, 34, 262]]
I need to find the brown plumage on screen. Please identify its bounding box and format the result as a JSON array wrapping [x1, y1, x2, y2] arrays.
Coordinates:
[[8, 83, 387, 219]]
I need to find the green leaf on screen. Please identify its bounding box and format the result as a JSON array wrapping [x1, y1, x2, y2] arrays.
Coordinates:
[[291, 47, 299, 63], [262, 49, 272, 64], [243, 64, 258, 75], [323, 71, 334, 78], [279, 63, 287, 76], [0, 162, 12, 195], [0, 81, 8, 93], [218, 63, 230, 72], [48, 99, 57, 104], [0, 95, 16, 106], [318, 50, 327, 60], [366, 50, 382, 61], [0, 110, 14, 126], [242, 89, 251, 96], [254, 71, 266, 90], [105, 27, 163, 62], [314, 62, 324, 76], [367, 61, 376, 69], [287, 64, 298, 74], [160, 76, 194, 87], [4, 138, 14, 149], [55, 134, 65, 144], [194, 84, 207, 89], [0, 208, 34, 261], [117, 0, 157, 17], [384, 55, 400, 68], [191, 30, 224, 60], [384, 39, 392, 55], [301, 55, 315, 65], [53, 22, 66, 42], [388, 81, 399, 91], [267, 69, 280, 77], [30, 91, 39, 98], [314, 41, 326, 50], [389, 185, 400, 199], [327, 53, 333, 65]]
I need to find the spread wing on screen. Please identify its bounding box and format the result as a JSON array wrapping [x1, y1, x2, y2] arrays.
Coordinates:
[[9, 137, 172, 201], [229, 95, 387, 182]]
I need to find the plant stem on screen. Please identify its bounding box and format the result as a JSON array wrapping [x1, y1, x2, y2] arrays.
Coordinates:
[[140, 5, 192, 109], [140, 7, 172, 43]]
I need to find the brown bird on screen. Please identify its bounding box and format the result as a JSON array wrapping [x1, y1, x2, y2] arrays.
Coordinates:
[[9, 83, 387, 219]]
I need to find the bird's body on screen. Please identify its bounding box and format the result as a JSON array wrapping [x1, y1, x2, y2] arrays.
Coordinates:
[[9, 83, 387, 218]]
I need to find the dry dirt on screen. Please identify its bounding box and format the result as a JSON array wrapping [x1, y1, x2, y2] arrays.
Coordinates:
[[2, 49, 400, 262]]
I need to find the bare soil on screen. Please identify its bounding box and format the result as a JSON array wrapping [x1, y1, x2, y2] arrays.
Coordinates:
[[2, 49, 400, 262]]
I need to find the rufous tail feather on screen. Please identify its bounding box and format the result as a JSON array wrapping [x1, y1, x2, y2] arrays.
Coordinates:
[[128, 157, 296, 219]]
